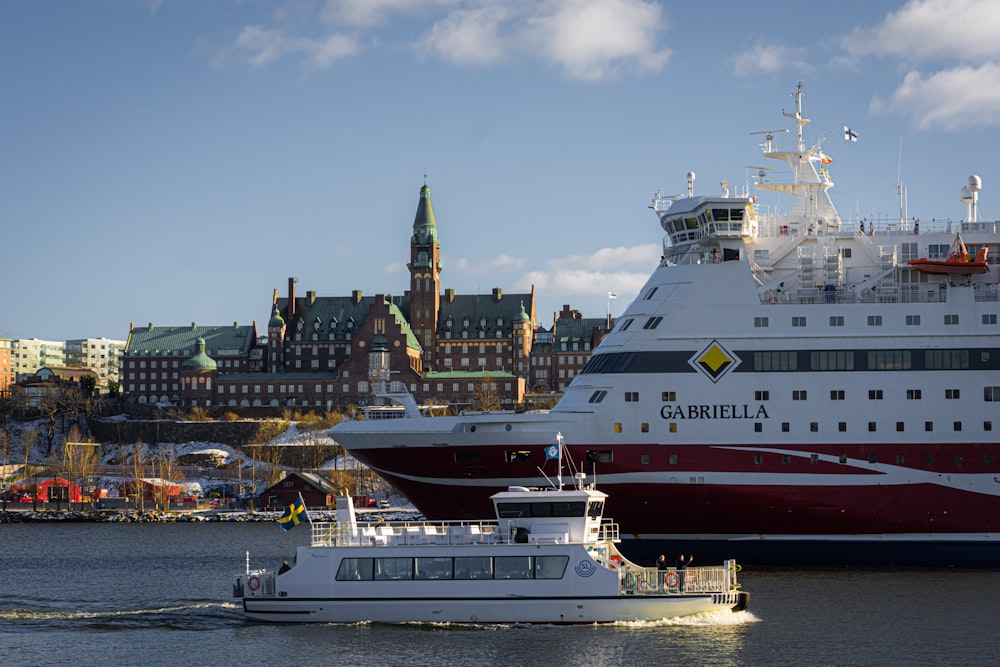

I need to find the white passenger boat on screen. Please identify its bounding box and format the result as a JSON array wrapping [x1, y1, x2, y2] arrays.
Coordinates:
[[234, 437, 748, 624]]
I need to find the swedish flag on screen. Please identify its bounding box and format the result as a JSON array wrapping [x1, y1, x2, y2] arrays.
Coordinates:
[[278, 497, 308, 532]]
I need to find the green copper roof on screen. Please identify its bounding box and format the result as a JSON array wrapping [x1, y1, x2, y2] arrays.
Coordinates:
[[126, 323, 255, 357], [411, 184, 438, 246], [514, 301, 531, 323], [182, 338, 217, 371], [268, 304, 285, 327], [275, 295, 422, 353], [437, 293, 534, 337]]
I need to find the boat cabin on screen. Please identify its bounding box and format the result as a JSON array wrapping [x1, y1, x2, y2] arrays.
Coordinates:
[[490, 481, 607, 545]]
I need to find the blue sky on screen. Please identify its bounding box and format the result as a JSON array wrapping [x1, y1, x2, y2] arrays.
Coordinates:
[[3, 0, 999, 342]]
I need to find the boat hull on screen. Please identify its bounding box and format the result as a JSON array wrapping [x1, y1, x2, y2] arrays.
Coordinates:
[[242, 593, 746, 624]]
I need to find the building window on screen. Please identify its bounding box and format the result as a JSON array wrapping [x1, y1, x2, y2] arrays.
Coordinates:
[[641, 423, 649, 433]]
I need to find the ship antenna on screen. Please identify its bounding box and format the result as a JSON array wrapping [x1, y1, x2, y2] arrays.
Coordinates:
[[245, 550, 250, 576], [555, 432, 564, 490]]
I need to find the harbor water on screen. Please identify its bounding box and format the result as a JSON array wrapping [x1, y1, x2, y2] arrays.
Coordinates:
[[1, 521, 997, 666]]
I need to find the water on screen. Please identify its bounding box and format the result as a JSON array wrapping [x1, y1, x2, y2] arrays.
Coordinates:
[[1, 522, 997, 666]]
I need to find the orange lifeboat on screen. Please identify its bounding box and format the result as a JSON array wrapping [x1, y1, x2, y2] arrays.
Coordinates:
[[908, 234, 989, 275]]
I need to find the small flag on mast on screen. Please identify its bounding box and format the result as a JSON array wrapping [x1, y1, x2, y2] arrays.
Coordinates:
[[608, 291, 617, 299], [844, 125, 858, 142]]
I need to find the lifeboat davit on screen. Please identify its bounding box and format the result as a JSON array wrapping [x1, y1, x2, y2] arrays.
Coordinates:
[[908, 234, 989, 275]]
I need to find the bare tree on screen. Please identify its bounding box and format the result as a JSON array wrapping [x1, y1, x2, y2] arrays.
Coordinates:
[[130, 440, 147, 512], [63, 438, 99, 509], [472, 373, 501, 412]]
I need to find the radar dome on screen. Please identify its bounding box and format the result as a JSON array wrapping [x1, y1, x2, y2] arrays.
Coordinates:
[[960, 186, 973, 204], [968, 175, 982, 192], [687, 171, 696, 182]]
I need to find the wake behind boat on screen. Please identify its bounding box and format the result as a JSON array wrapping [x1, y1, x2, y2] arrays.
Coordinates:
[[234, 436, 748, 624], [331, 84, 1000, 566]]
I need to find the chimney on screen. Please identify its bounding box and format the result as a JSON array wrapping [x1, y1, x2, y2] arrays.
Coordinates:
[[307, 290, 316, 305], [492, 287, 502, 301], [352, 290, 362, 304], [288, 277, 297, 318], [445, 288, 455, 302]]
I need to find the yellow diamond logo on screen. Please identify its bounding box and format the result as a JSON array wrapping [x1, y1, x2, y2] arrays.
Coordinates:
[[691, 340, 740, 383]]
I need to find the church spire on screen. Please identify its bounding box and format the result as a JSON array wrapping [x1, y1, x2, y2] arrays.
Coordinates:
[[410, 183, 438, 252]]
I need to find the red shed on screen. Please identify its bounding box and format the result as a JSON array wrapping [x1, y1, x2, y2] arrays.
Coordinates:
[[260, 472, 340, 510], [35, 477, 83, 503]]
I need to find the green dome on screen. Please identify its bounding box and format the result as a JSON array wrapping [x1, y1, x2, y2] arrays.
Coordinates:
[[370, 332, 389, 353], [515, 301, 531, 323], [182, 338, 217, 371], [268, 304, 285, 327]]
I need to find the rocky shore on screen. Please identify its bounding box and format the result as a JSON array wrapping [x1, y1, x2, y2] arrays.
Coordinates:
[[0, 508, 418, 524]]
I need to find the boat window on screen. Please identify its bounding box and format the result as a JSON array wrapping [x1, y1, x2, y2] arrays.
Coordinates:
[[336, 558, 374, 581], [643, 287, 659, 300], [455, 557, 493, 579], [754, 351, 798, 371], [711, 208, 729, 221], [987, 387, 1000, 402], [984, 314, 998, 325], [414, 557, 454, 580], [588, 390, 607, 403], [587, 501, 604, 518], [497, 502, 531, 518], [505, 450, 531, 463], [586, 450, 613, 463], [374, 557, 413, 581], [495, 556, 533, 580], [535, 556, 569, 579], [925, 350, 969, 370], [619, 318, 634, 331], [549, 502, 586, 517], [730, 208, 745, 221], [642, 316, 663, 330], [868, 350, 911, 370], [685, 217, 699, 230]]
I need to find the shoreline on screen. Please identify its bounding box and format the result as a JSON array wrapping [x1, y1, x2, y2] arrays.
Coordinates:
[[0, 508, 420, 524]]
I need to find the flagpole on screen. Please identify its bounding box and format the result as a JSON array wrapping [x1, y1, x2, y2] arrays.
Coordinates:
[[556, 432, 563, 490], [298, 492, 312, 525]]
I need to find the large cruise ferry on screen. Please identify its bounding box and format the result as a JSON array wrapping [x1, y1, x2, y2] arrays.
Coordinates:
[[332, 85, 1000, 566]]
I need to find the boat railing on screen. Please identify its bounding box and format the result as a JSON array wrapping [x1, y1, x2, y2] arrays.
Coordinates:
[[620, 560, 741, 597], [760, 282, 999, 305]]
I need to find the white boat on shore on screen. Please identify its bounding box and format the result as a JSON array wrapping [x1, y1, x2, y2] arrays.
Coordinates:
[[234, 436, 748, 624]]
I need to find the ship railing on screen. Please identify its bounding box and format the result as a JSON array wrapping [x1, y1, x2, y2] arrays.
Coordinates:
[[598, 520, 619, 543], [311, 520, 508, 547], [760, 282, 998, 305], [620, 559, 741, 597]]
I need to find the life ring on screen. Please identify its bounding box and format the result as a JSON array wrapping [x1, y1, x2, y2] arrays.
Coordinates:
[[665, 571, 680, 588], [767, 294, 778, 304], [247, 575, 260, 592]]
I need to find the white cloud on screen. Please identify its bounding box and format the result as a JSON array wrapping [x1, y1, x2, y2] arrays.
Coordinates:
[[732, 42, 813, 77], [870, 63, 1000, 130], [843, 0, 1000, 63], [453, 254, 527, 274], [512, 243, 660, 297], [523, 0, 670, 81], [221, 0, 669, 80]]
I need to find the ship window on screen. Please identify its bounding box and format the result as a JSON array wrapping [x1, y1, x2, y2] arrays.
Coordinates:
[[754, 422, 763, 433], [869, 389, 883, 400], [625, 392, 639, 402], [669, 423, 677, 433], [897, 422, 905, 431], [954, 453, 964, 464], [755, 390, 769, 400], [619, 318, 634, 331], [984, 314, 998, 325], [839, 454, 847, 464], [453, 451, 480, 463], [643, 316, 663, 329], [986, 387, 1000, 401], [730, 208, 745, 221], [455, 557, 493, 580], [712, 208, 730, 221], [945, 314, 960, 326], [414, 557, 454, 580], [535, 556, 569, 579], [668, 454, 678, 465], [906, 389, 922, 400], [868, 422, 877, 432], [754, 317, 769, 328], [954, 422, 963, 432], [839, 422, 847, 432], [986, 422, 993, 432], [755, 351, 797, 371], [641, 423, 649, 433], [928, 244, 949, 259], [869, 350, 911, 370], [495, 556, 533, 579], [587, 501, 604, 518], [868, 454, 878, 463], [926, 453, 934, 464], [641, 454, 650, 464], [829, 316, 845, 327], [812, 350, 854, 370], [505, 450, 531, 463], [842, 248, 852, 258], [946, 389, 960, 399], [373, 557, 413, 581], [793, 390, 807, 400], [986, 451, 993, 462], [830, 390, 845, 400], [643, 287, 659, 300], [925, 422, 934, 432], [586, 450, 613, 464], [781, 454, 790, 464], [906, 315, 921, 326], [867, 315, 883, 326], [336, 558, 374, 581], [662, 391, 676, 401], [754, 454, 763, 465], [792, 317, 806, 327], [810, 422, 818, 432], [925, 350, 969, 370], [896, 454, 905, 464], [589, 390, 608, 403], [782, 422, 790, 432], [809, 454, 818, 464]]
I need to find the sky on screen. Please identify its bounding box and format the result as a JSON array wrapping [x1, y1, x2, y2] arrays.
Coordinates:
[[3, 0, 1000, 343]]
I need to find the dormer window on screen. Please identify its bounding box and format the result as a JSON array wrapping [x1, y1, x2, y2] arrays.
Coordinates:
[[497, 317, 504, 327]]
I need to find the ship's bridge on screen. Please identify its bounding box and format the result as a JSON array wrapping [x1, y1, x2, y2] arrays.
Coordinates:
[[657, 194, 758, 250]]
